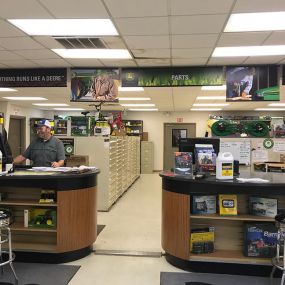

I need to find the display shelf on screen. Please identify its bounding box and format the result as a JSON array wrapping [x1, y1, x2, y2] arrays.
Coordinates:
[[11, 223, 57, 233], [190, 214, 274, 222], [189, 250, 270, 265], [122, 120, 143, 137], [0, 199, 57, 207]]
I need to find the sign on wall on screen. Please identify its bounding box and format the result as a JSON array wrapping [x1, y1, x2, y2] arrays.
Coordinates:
[[226, 65, 279, 102], [0, 68, 67, 87], [71, 68, 119, 102], [121, 67, 223, 87]]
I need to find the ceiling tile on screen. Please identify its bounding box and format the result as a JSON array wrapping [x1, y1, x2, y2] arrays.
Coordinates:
[[132, 49, 170, 58], [170, 0, 235, 15], [39, 0, 109, 18], [0, 59, 41, 68], [172, 48, 213, 58], [0, 63, 9, 68], [105, 0, 168, 17], [0, 37, 45, 50], [0, 20, 27, 37], [101, 37, 127, 49], [263, 31, 285, 45], [31, 58, 71, 67], [114, 17, 169, 36], [0, 0, 52, 18], [207, 57, 248, 65], [33, 36, 66, 49], [278, 57, 285, 64], [124, 36, 170, 49], [172, 34, 219, 48], [0, 51, 24, 60], [171, 15, 228, 34], [135, 58, 171, 66], [65, 59, 104, 67], [233, 0, 285, 12], [100, 59, 137, 67], [172, 58, 208, 66], [218, 32, 271, 47], [13, 49, 60, 60], [243, 56, 285, 64]]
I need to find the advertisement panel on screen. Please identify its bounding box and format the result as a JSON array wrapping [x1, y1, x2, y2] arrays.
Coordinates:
[[71, 68, 119, 102], [226, 65, 279, 102], [0, 68, 67, 87], [121, 67, 223, 87]]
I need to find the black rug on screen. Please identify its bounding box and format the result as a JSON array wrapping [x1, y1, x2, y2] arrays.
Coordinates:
[[97, 224, 105, 236], [160, 272, 281, 285], [0, 262, 80, 285]]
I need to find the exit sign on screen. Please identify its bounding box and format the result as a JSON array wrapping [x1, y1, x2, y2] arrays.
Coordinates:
[[177, 118, 183, 123]]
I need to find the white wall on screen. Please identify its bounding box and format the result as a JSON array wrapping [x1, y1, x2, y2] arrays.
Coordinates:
[[123, 111, 285, 171]]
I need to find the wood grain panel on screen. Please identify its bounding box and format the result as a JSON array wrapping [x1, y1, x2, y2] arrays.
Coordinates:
[[57, 187, 97, 252], [162, 189, 189, 259]]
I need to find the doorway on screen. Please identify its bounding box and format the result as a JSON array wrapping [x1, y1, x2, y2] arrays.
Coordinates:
[[163, 123, 196, 170], [8, 116, 26, 158]]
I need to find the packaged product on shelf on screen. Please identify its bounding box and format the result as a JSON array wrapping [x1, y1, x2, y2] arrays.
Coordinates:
[[249, 196, 277, 218], [194, 144, 216, 173], [192, 195, 216, 215], [190, 226, 215, 254], [28, 209, 56, 228], [244, 222, 277, 258], [174, 152, 192, 175], [219, 194, 237, 216]]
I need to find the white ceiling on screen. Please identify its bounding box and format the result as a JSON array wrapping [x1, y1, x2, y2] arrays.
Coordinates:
[[0, 0, 284, 112]]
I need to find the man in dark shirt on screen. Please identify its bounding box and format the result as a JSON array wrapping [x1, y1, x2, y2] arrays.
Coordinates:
[[13, 119, 65, 167]]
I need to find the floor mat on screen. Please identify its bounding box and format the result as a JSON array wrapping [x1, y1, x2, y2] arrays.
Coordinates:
[[160, 272, 281, 285], [0, 262, 80, 285]]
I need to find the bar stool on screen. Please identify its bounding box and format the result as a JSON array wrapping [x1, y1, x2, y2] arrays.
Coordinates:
[[270, 213, 285, 285], [0, 209, 18, 285]]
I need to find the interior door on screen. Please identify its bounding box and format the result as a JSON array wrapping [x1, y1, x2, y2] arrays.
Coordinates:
[[8, 117, 26, 158], [163, 123, 196, 170]]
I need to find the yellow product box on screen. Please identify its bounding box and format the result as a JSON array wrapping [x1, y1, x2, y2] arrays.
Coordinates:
[[190, 227, 215, 254], [219, 194, 237, 216]]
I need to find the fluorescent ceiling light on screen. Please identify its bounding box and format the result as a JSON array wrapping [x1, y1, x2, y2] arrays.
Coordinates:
[[193, 103, 229, 107], [225, 12, 285, 32], [8, 19, 118, 36], [196, 96, 226, 100], [213, 45, 285, 57], [121, 104, 155, 107], [191, 108, 222, 111], [128, 108, 158, 111], [119, 87, 144, 91], [255, 108, 285, 111], [54, 108, 85, 111], [268, 103, 285, 107], [33, 103, 69, 107], [3, 97, 47, 100], [0, 88, 17, 92], [119, 97, 151, 101], [52, 48, 131, 59], [201, 85, 226, 90]]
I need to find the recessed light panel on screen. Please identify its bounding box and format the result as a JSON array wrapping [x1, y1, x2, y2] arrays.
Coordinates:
[[191, 108, 222, 111], [0, 88, 17, 92], [128, 108, 158, 111], [54, 108, 85, 111], [8, 19, 118, 36], [3, 97, 47, 100], [118, 87, 144, 91], [121, 104, 155, 107], [201, 85, 226, 90], [196, 96, 226, 100], [33, 103, 69, 106], [225, 12, 285, 32], [193, 103, 229, 107], [119, 98, 151, 101]]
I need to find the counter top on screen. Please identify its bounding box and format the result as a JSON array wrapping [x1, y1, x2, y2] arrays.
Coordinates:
[[160, 170, 285, 195], [0, 169, 99, 190]]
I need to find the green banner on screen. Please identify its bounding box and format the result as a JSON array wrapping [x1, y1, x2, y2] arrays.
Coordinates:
[[121, 67, 223, 87]]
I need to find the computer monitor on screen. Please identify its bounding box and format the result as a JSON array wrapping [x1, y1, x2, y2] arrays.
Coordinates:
[[178, 137, 220, 164]]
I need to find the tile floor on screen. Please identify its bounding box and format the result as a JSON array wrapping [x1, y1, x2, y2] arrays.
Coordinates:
[[68, 174, 184, 284]]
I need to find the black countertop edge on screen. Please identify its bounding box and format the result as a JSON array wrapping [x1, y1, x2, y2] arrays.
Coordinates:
[[160, 171, 285, 195], [0, 170, 99, 190]]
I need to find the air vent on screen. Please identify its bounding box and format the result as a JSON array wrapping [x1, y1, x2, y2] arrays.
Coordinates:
[[53, 37, 107, 49]]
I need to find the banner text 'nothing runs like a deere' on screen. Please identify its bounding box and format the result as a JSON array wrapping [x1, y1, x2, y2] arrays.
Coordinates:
[[0, 68, 67, 87], [121, 67, 223, 87]]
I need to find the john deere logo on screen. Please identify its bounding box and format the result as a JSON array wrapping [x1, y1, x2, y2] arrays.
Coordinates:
[[125, 72, 135, 81], [263, 138, 274, 149]]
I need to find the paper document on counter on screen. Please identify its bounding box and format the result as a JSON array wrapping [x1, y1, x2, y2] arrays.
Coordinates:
[[236, 178, 270, 183], [29, 166, 97, 172]]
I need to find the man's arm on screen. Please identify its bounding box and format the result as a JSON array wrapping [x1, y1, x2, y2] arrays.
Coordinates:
[[51, 160, 65, 168], [51, 139, 66, 168], [13, 155, 26, 164]]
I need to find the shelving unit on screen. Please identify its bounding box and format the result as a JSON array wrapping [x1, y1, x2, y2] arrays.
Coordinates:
[[54, 118, 71, 136], [74, 136, 140, 211], [122, 120, 143, 137], [141, 141, 154, 173]]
